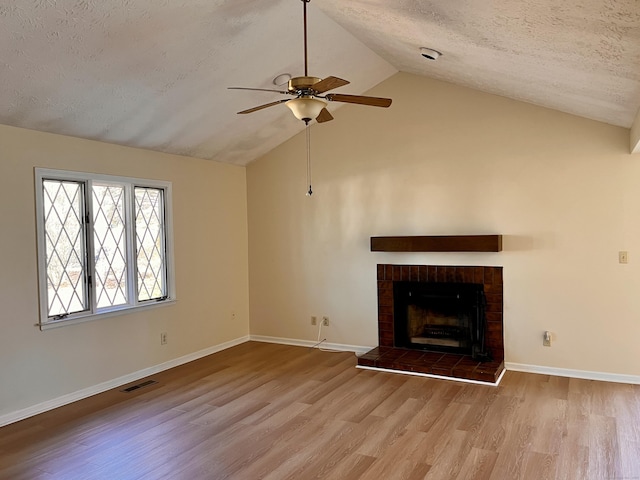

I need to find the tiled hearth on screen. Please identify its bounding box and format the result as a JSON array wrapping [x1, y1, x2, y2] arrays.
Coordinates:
[[357, 264, 505, 384]]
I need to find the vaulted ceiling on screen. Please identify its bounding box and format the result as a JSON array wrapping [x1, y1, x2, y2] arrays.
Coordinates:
[[1, 0, 639, 165]]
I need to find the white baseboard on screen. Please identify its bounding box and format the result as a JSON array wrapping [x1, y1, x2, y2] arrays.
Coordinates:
[[505, 362, 640, 385], [0, 335, 250, 428], [249, 335, 373, 356], [357, 365, 506, 387], [251, 337, 640, 386]]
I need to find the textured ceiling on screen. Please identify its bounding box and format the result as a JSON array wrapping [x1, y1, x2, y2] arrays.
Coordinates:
[[1, 0, 638, 165], [315, 0, 640, 130]]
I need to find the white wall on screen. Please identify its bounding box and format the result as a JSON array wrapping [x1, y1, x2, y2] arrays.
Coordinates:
[[0, 125, 250, 420], [247, 72, 640, 377]]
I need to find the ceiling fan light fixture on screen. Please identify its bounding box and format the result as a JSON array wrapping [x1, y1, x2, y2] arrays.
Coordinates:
[[286, 97, 327, 122]]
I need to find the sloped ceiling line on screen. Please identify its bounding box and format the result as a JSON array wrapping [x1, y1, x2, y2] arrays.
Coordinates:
[[0, 0, 638, 164]]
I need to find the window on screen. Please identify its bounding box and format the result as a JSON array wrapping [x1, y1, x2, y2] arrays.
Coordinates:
[[35, 169, 175, 329]]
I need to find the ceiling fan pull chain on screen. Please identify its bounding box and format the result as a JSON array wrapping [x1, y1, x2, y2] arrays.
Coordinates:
[[306, 121, 313, 196]]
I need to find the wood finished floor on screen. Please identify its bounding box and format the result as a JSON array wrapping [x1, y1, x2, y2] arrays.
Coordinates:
[[1, 342, 639, 480]]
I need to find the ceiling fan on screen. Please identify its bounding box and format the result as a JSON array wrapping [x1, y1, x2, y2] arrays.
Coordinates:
[[229, 0, 392, 125]]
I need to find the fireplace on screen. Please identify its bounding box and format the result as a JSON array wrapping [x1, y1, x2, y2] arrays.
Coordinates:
[[393, 281, 490, 360], [357, 264, 504, 383]]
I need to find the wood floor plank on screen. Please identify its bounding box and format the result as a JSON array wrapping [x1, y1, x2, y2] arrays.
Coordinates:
[[1, 342, 639, 480], [468, 393, 520, 452], [421, 429, 472, 479], [356, 398, 425, 458], [454, 447, 498, 480], [588, 414, 622, 480], [529, 397, 568, 455], [230, 417, 352, 479], [322, 453, 377, 480], [405, 402, 471, 466], [522, 451, 558, 480], [404, 394, 451, 433], [358, 457, 431, 480], [336, 375, 410, 423], [262, 419, 367, 480], [556, 443, 589, 480], [613, 385, 640, 479]]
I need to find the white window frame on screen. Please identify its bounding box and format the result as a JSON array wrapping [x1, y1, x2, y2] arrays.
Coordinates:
[[34, 168, 176, 330]]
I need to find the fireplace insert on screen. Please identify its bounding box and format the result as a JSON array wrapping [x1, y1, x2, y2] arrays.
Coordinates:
[[393, 281, 490, 360]]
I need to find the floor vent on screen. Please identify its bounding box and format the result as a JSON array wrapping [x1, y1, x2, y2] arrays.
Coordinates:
[[121, 380, 158, 393]]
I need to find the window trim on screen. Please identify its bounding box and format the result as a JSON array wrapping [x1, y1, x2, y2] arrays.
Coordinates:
[[34, 168, 176, 330]]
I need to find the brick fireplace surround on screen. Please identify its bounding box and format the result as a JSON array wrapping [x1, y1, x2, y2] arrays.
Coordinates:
[[357, 264, 505, 384]]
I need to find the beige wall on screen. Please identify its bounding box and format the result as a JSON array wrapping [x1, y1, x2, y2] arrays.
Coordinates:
[[2, 71, 638, 420], [247, 72, 640, 376], [0, 125, 250, 418]]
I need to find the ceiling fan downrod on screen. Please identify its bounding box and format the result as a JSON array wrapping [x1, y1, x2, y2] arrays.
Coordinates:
[[302, 0, 310, 77]]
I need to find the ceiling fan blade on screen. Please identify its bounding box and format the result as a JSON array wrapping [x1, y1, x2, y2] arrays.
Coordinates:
[[237, 99, 289, 114], [228, 87, 291, 94], [312, 76, 350, 94], [325, 93, 392, 108], [316, 108, 334, 123]]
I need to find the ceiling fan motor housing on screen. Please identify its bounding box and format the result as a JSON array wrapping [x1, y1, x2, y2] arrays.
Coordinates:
[[288, 76, 322, 93]]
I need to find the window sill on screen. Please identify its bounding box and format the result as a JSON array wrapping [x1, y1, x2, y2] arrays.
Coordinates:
[[37, 299, 177, 331]]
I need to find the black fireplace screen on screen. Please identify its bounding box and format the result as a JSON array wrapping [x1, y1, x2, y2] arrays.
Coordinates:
[[393, 281, 490, 360]]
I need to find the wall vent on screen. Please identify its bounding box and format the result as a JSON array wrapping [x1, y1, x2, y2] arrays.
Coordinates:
[[120, 380, 158, 393]]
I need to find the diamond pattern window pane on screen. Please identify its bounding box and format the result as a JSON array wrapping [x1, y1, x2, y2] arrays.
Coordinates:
[[43, 180, 88, 317], [93, 184, 128, 308], [135, 187, 166, 301]]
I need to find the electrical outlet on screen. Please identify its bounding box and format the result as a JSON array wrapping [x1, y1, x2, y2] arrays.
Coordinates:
[[619, 251, 628, 264], [322, 316, 329, 327], [543, 331, 551, 347], [311, 316, 317, 326], [160, 332, 168, 345]]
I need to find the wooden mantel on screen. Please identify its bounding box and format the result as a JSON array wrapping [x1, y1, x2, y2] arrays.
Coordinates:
[[370, 235, 502, 252]]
